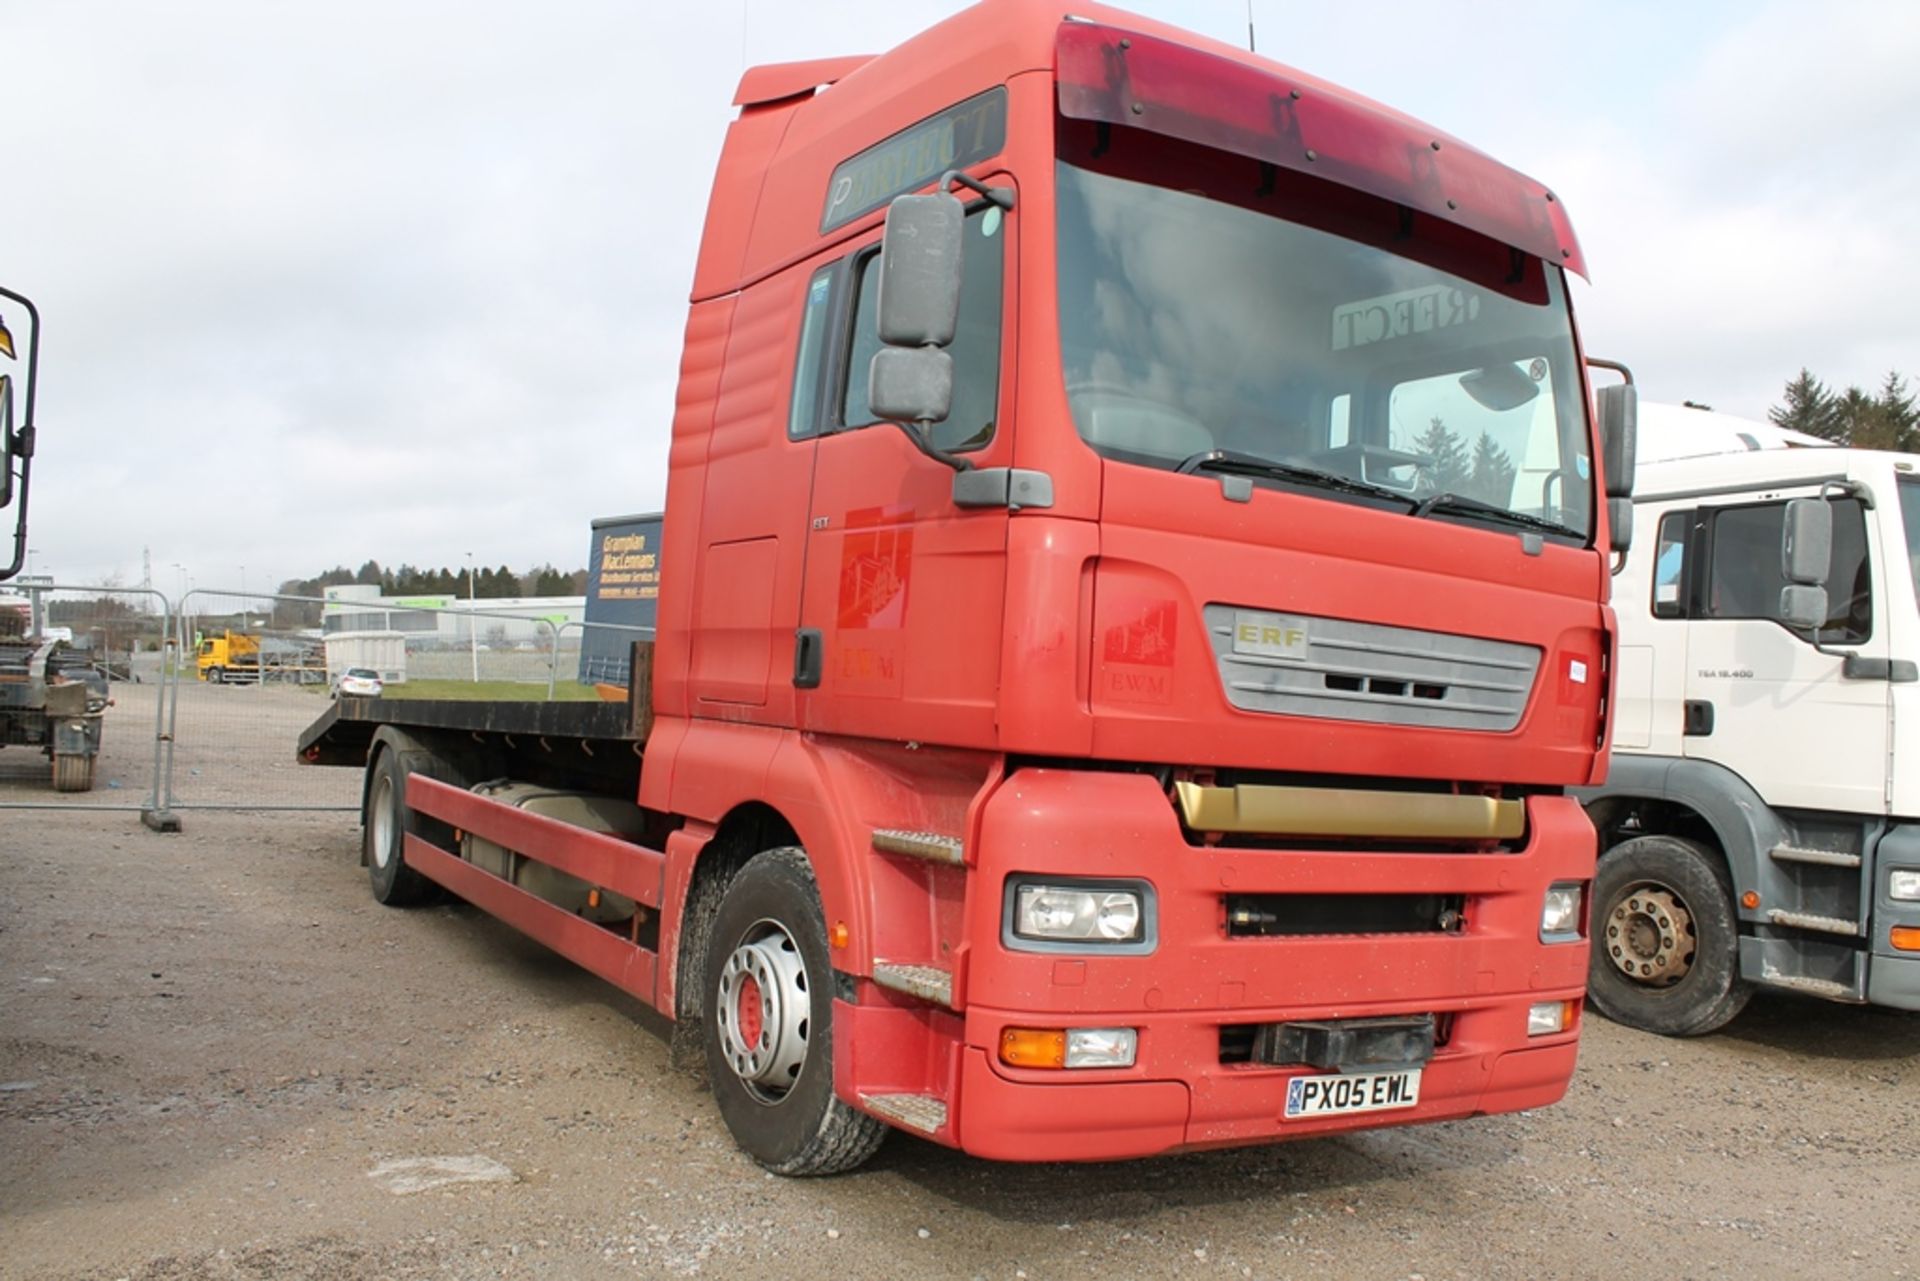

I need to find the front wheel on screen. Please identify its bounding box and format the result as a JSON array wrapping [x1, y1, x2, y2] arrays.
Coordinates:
[[703, 847, 886, 1175], [1587, 834, 1751, 1036], [205, 667, 223, 685]]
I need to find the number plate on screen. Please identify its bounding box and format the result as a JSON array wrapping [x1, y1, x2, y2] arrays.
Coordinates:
[[1283, 1068, 1421, 1119]]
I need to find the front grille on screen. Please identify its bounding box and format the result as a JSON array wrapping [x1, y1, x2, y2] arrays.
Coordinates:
[[1204, 604, 1541, 732]]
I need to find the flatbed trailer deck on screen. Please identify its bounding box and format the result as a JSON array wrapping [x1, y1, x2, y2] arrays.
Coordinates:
[[297, 694, 643, 768]]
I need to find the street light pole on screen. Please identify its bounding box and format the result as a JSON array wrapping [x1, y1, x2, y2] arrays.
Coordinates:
[[466, 551, 478, 683]]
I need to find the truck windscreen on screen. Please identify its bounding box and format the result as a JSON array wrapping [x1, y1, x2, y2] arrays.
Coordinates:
[[1054, 148, 1594, 540]]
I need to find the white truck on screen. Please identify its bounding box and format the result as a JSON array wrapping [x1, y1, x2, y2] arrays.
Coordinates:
[[1578, 402, 1920, 1033]]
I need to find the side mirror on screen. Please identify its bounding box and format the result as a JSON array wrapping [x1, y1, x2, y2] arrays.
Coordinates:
[[1780, 584, 1829, 631], [1608, 496, 1633, 555], [0, 373, 14, 508], [1780, 497, 1832, 630], [875, 193, 964, 347], [869, 346, 953, 425], [1783, 497, 1831, 586], [1596, 383, 1637, 500], [868, 192, 964, 428], [0, 289, 40, 557]]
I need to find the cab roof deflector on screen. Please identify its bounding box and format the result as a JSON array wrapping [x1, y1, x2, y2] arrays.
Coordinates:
[[734, 55, 875, 107]]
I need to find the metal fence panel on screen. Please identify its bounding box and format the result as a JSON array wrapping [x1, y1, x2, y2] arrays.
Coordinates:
[[3, 592, 660, 818], [166, 590, 358, 810], [0, 584, 171, 813]]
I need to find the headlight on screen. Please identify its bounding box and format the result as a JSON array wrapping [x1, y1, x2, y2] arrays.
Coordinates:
[[1891, 869, 1920, 902], [1540, 882, 1585, 940], [1005, 878, 1155, 952]]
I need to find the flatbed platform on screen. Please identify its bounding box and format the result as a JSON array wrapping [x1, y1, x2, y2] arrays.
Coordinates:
[[297, 695, 642, 767]]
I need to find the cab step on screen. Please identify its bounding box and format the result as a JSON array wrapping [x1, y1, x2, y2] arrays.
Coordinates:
[[861, 1092, 949, 1135], [1768, 844, 1862, 869], [873, 961, 955, 1008], [871, 829, 965, 865], [1766, 909, 1861, 937]]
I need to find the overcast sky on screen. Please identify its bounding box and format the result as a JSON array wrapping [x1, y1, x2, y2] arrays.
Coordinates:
[[6, 0, 1917, 598]]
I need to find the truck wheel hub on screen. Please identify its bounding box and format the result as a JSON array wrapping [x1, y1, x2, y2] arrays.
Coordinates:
[[716, 921, 810, 1100], [1604, 886, 1694, 986]]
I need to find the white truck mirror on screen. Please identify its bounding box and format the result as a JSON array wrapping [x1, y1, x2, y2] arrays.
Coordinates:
[[1783, 497, 1831, 586], [1780, 497, 1832, 630]]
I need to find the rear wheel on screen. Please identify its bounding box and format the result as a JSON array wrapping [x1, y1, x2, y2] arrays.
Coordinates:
[[703, 847, 885, 1175], [51, 753, 95, 793], [1587, 834, 1751, 1036], [364, 747, 441, 906]]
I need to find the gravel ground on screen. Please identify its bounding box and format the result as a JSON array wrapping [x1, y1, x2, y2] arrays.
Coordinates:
[[2, 802, 1917, 1281]]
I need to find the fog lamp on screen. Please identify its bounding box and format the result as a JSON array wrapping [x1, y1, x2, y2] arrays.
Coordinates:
[[1890, 870, 1920, 902], [999, 1026, 1139, 1070], [1528, 1000, 1572, 1036]]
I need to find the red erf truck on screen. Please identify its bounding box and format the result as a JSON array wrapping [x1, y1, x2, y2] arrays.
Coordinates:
[[300, 0, 1638, 1174]]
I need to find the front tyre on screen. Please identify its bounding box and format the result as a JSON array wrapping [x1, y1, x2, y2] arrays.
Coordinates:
[[703, 847, 885, 1175], [1587, 834, 1751, 1036]]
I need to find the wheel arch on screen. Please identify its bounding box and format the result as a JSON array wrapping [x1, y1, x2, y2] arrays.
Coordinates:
[[1576, 755, 1784, 901], [651, 720, 1000, 1033], [358, 725, 481, 864]]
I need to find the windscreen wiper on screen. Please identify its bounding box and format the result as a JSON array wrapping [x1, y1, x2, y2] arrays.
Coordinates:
[[1409, 491, 1580, 539], [1176, 449, 1418, 508]]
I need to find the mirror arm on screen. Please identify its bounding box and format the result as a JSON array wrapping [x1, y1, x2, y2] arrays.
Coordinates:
[[1824, 478, 1872, 509], [1585, 357, 1635, 386], [883, 418, 973, 472], [941, 170, 1015, 211]]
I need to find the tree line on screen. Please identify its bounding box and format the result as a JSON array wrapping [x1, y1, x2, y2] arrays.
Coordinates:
[[276, 562, 588, 601], [1412, 417, 1517, 506], [1769, 369, 1917, 451]]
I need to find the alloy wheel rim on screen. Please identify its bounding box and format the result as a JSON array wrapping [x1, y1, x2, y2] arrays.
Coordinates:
[[715, 919, 811, 1102]]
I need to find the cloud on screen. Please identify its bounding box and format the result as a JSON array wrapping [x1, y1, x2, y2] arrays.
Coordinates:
[[1559, 1, 1920, 418]]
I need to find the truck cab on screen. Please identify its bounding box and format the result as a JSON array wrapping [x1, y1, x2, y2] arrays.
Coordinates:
[[646, 0, 1619, 1162], [1581, 402, 1920, 1033]]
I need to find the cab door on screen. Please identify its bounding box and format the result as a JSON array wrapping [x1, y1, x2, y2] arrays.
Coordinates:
[[790, 191, 1017, 750], [1611, 505, 1692, 758], [1679, 491, 1890, 814]]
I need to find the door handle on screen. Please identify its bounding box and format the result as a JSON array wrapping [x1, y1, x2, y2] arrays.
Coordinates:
[[1683, 699, 1714, 736], [793, 628, 823, 689]]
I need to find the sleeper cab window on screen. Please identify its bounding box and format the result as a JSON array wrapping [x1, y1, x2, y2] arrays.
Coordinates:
[[840, 205, 1006, 453]]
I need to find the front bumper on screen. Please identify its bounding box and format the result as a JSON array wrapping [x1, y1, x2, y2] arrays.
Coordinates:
[[946, 768, 1592, 1161], [1869, 823, 1920, 1009]]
